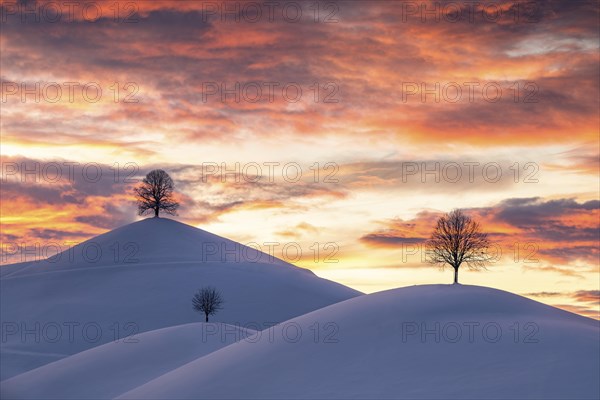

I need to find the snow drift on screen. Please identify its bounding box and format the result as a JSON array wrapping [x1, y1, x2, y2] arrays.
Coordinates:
[[1, 323, 255, 399], [119, 285, 600, 399], [0, 218, 361, 380]]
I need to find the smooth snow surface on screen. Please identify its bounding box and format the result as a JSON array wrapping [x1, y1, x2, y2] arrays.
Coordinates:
[[0, 218, 361, 380], [119, 285, 600, 400], [1, 323, 255, 399], [2, 219, 597, 399]]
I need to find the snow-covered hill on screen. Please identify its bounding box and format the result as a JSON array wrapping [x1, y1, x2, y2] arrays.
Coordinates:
[[119, 285, 600, 399], [0, 218, 361, 380], [0, 217, 300, 277], [1, 323, 255, 399], [3, 220, 597, 399]]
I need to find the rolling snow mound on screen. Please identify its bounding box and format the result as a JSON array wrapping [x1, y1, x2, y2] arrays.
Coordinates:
[[119, 285, 600, 400], [0, 218, 361, 380], [1, 323, 255, 399]]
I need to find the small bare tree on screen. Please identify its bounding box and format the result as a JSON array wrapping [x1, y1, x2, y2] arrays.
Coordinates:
[[426, 209, 492, 284], [192, 287, 224, 322], [134, 169, 179, 218]]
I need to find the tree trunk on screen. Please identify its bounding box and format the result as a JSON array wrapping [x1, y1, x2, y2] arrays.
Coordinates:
[[453, 267, 459, 284], [205, 314, 209, 322], [154, 208, 159, 218]]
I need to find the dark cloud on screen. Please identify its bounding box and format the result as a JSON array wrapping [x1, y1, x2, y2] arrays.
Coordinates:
[[524, 291, 600, 303], [337, 160, 523, 192], [1, 156, 351, 242], [74, 205, 137, 230], [523, 291, 562, 297], [495, 197, 599, 227], [552, 304, 599, 319], [359, 197, 599, 266], [361, 234, 426, 245], [2, 0, 598, 149], [538, 246, 600, 262], [521, 264, 586, 279], [572, 290, 600, 303], [27, 228, 91, 241], [1, 156, 134, 202]]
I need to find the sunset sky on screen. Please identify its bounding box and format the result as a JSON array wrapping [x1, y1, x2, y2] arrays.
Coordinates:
[[1, 0, 598, 318]]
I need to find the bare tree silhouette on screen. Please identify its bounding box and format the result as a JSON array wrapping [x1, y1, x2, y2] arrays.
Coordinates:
[[426, 209, 492, 284], [192, 287, 224, 322], [134, 169, 179, 218]]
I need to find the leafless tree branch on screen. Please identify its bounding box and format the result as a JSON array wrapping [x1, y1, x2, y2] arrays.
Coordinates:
[[426, 209, 492, 284], [192, 287, 224, 322], [134, 169, 180, 218]]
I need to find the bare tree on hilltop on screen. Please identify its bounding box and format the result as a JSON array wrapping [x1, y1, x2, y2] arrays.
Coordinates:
[[192, 287, 224, 322], [134, 169, 179, 218], [426, 209, 492, 284]]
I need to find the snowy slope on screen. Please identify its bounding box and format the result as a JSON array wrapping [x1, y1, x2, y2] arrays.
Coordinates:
[[1, 323, 255, 399], [120, 285, 600, 399], [0, 217, 296, 277], [0, 218, 361, 380]]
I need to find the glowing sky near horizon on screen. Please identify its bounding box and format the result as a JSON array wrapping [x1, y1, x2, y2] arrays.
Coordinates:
[[0, 0, 598, 318]]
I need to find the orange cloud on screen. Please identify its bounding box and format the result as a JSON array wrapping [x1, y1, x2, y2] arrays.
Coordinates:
[[359, 198, 599, 267]]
